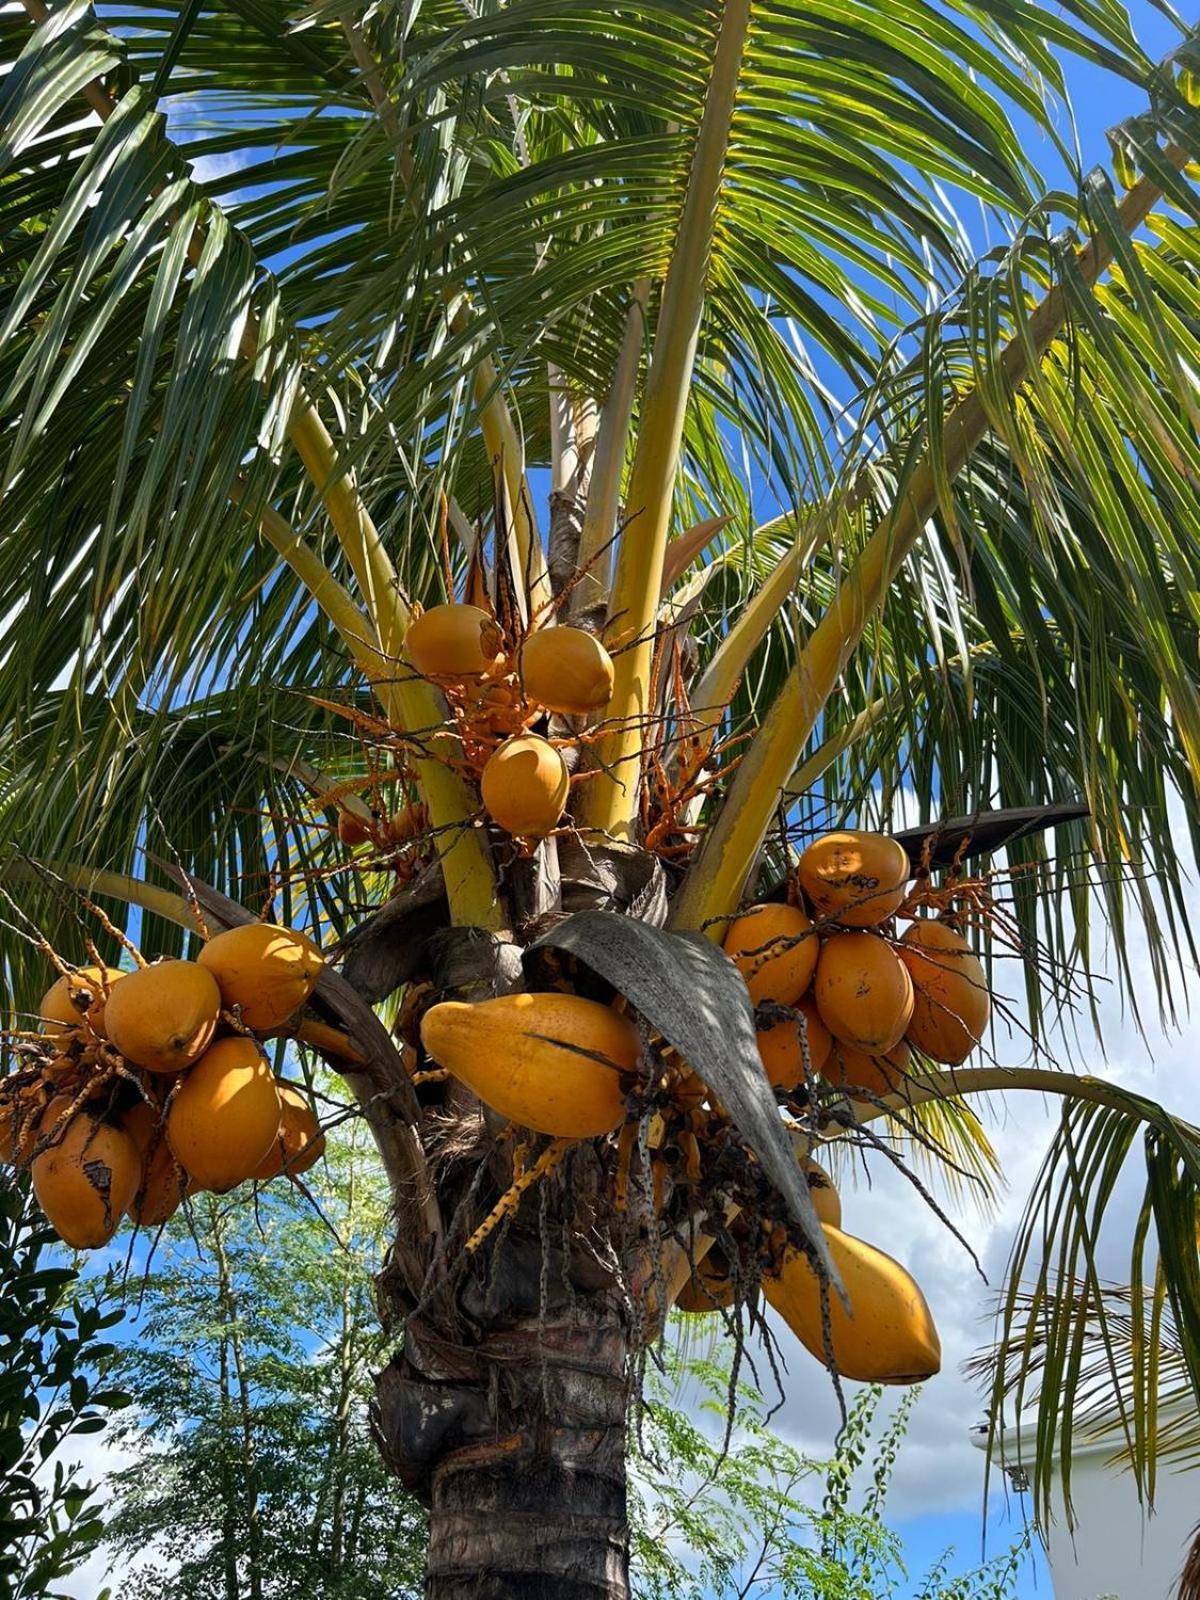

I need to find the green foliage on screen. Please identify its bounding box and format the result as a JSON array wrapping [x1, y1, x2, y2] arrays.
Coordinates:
[[101, 1119, 425, 1600], [630, 1343, 1030, 1600], [0, 1175, 128, 1600]]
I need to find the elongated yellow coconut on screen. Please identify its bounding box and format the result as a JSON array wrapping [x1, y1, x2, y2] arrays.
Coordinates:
[[253, 1083, 325, 1179], [824, 1038, 912, 1100], [519, 626, 614, 715], [899, 919, 990, 1065], [198, 923, 325, 1032], [167, 1037, 282, 1192], [32, 1114, 140, 1249], [813, 932, 913, 1054], [480, 734, 570, 838], [420, 992, 637, 1138], [104, 960, 222, 1075], [801, 1158, 842, 1228], [723, 903, 818, 1008], [756, 997, 833, 1090], [406, 602, 503, 681], [796, 830, 910, 928], [39, 966, 125, 1036], [764, 1225, 940, 1383]]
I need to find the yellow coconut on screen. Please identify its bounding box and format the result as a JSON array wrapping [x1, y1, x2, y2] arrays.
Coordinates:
[[823, 1038, 912, 1100], [253, 1083, 326, 1180], [420, 992, 637, 1139], [675, 1246, 735, 1313], [480, 734, 570, 838], [802, 1158, 842, 1229], [813, 932, 914, 1055], [167, 1037, 282, 1192], [39, 965, 125, 1037], [763, 1225, 940, 1384], [899, 919, 990, 1065], [122, 1101, 187, 1227], [31, 1114, 140, 1249], [519, 626, 615, 716], [406, 602, 503, 681], [723, 903, 818, 1008], [103, 960, 222, 1075], [796, 830, 910, 928], [756, 997, 833, 1090], [198, 923, 325, 1032]]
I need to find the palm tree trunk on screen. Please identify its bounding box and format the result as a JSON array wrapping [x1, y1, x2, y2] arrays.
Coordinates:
[[378, 1309, 631, 1600]]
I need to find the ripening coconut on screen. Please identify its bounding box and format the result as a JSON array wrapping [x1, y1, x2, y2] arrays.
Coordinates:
[[675, 1245, 735, 1313], [31, 1113, 140, 1249], [337, 810, 371, 847], [420, 992, 637, 1139], [796, 830, 910, 928], [756, 997, 833, 1090], [104, 960, 222, 1075], [122, 1100, 187, 1227], [723, 903, 818, 1008], [253, 1083, 325, 1180], [898, 919, 990, 1065], [406, 602, 504, 681], [764, 1225, 940, 1384], [813, 932, 914, 1055], [801, 1158, 842, 1229], [39, 965, 125, 1037], [824, 1038, 912, 1100], [480, 734, 570, 838], [167, 1037, 282, 1192], [198, 923, 325, 1032], [519, 626, 615, 716]]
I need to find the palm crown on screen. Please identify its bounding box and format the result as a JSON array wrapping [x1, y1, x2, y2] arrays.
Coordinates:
[[3, 0, 1200, 1588]]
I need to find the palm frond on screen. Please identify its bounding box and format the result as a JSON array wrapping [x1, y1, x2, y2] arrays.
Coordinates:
[[970, 1092, 1200, 1530]]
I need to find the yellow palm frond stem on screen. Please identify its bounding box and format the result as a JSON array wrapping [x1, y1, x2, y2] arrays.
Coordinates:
[[287, 403, 411, 659], [240, 492, 502, 930], [671, 151, 1189, 932], [579, 0, 753, 839], [0, 861, 194, 931], [850, 1066, 1194, 1130], [570, 282, 650, 622]]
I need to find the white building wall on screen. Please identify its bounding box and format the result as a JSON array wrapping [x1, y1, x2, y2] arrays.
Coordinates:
[[972, 1421, 1198, 1600]]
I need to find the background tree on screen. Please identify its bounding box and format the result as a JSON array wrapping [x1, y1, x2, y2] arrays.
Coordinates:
[[632, 1356, 1031, 1600], [102, 1119, 426, 1600], [0, 1176, 128, 1600], [3, 0, 1200, 1594]]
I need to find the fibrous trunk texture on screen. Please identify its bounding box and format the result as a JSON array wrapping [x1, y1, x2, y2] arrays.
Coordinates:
[[427, 1317, 629, 1599], [377, 1310, 631, 1600]]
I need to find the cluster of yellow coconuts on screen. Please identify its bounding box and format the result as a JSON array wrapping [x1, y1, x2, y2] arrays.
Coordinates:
[[413, 827, 984, 1385], [724, 828, 991, 1099], [405, 603, 616, 838], [2, 925, 327, 1250]]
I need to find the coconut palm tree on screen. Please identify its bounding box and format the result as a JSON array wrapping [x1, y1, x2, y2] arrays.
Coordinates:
[[3, 0, 1200, 1592]]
